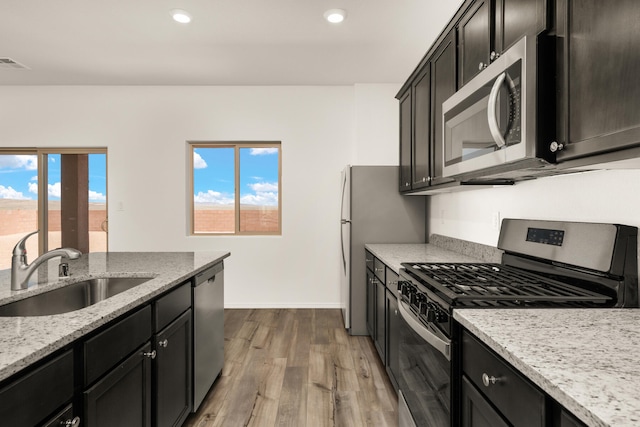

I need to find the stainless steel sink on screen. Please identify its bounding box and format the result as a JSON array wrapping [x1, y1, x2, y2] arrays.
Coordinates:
[[0, 277, 153, 316]]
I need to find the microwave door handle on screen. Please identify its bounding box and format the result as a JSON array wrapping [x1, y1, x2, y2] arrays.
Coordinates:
[[398, 299, 451, 360], [488, 72, 507, 148]]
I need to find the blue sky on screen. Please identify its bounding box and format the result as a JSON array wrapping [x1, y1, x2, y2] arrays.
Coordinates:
[[193, 147, 279, 206], [0, 154, 107, 202]]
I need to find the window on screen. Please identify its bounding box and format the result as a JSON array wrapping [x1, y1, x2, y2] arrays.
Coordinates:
[[0, 149, 107, 269], [190, 142, 281, 235]]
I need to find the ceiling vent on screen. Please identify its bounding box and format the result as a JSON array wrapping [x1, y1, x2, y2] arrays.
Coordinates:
[[0, 58, 29, 70]]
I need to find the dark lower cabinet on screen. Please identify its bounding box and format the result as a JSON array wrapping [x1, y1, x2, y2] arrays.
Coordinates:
[[42, 404, 77, 427], [366, 269, 375, 338], [0, 349, 75, 426], [461, 376, 509, 427], [155, 309, 192, 427], [386, 289, 400, 390], [374, 278, 386, 362], [84, 341, 153, 427]]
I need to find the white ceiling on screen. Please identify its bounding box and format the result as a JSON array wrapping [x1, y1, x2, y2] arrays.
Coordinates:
[[0, 0, 463, 86]]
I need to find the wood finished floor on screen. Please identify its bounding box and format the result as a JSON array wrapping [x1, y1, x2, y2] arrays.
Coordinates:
[[183, 309, 398, 427]]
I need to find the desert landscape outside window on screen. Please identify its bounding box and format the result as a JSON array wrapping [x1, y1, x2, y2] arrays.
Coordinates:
[[190, 142, 281, 235], [0, 149, 107, 269]]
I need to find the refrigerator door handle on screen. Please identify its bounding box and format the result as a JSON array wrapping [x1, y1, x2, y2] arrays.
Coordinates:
[[340, 171, 349, 275]]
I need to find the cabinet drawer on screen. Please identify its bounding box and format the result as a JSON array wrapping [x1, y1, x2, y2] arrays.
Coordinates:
[[0, 349, 74, 426], [154, 281, 191, 332], [385, 267, 399, 293], [373, 258, 386, 283], [461, 330, 545, 427], [365, 250, 374, 272], [84, 305, 152, 386]]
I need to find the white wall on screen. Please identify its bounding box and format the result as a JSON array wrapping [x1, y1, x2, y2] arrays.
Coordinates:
[[0, 84, 400, 308], [429, 169, 640, 247]]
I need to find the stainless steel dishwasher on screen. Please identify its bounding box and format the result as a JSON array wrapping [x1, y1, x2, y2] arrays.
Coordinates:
[[192, 261, 224, 411]]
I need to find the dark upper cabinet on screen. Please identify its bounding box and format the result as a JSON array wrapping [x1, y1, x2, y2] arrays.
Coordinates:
[[431, 30, 458, 185], [399, 89, 412, 191], [554, 0, 640, 162], [458, 0, 492, 87], [412, 65, 432, 189], [458, 0, 547, 87]]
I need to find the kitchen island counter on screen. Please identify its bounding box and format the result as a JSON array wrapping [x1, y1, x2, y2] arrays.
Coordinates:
[[0, 251, 230, 383], [455, 308, 640, 427]]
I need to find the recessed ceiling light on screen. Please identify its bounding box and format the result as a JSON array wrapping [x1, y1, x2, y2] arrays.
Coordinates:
[[171, 9, 192, 24], [324, 9, 347, 24]]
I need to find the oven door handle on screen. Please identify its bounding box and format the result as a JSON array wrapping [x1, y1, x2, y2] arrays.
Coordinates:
[[398, 300, 451, 361], [488, 71, 507, 148]]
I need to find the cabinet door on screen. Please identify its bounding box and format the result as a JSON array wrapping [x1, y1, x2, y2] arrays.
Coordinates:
[[556, 0, 640, 162], [496, 0, 547, 53], [399, 90, 413, 191], [559, 409, 588, 427], [0, 350, 74, 426], [461, 376, 509, 427], [374, 280, 386, 363], [155, 309, 192, 427], [366, 269, 376, 338], [84, 342, 152, 427], [431, 29, 457, 185], [386, 292, 400, 391], [412, 65, 431, 189], [458, 0, 492, 87]]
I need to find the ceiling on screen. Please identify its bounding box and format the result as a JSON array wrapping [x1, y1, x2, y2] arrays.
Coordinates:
[[0, 0, 463, 86]]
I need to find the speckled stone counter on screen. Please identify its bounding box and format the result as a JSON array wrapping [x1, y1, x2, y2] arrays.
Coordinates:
[[455, 309, 640, 427], [365, 234, 503, 273], [0, 251, 229, 383]]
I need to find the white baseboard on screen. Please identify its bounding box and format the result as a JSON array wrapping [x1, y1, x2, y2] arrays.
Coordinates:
[[224, 303, 342, 309]]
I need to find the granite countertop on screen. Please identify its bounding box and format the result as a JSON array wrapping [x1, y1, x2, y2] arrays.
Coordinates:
[[455, 309, 640, 427], [0, 251, 230, 383]]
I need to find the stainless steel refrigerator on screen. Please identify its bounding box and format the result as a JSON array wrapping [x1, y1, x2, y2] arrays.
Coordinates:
[[340, 165, 426, 335]]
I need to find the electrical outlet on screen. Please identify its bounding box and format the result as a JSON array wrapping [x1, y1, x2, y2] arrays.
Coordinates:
[[492, 212, 501, 230]]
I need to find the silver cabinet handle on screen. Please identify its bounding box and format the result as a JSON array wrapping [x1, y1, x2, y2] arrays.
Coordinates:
[[374, 267, 384, 273], [159, 339, 169, 348], [61, 416, 81, 426], [487, 71, 507, 148], [142, 350, 156, 359], [482, 373, 501, 387]]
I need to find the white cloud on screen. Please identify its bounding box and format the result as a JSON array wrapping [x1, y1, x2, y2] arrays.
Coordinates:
[[88, 190, 106, 202], [0, 185, 28, 200], [194, 190, 234, 205], [28, 182, 38, 195], [250, 148, 278, 156], [248, 182, 278, 192], [30, 175, 38, 181], [48, 182, 61, 198], [193, 151, 207, 169], [0, 155, 37, 170]]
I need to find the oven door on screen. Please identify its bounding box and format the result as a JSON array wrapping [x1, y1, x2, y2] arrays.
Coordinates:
[[397, 298, 452, 427]]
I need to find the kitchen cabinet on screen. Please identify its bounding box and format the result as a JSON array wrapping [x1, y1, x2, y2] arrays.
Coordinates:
[[0, 349, 75, 426], [458, 0, 546, 87], [554, 0, 640, 163], [430, 29, 457, 186], [399, 89, 412, 191], [153, 283, 193, 427], [460, 327, 589, 427], [83, 305, 153, 426], [385, 267, 400, 391], [366, 268, 375, 338], [461, 329, 545, 426], [84, 341, 153, 427], [412, 65, 431, 190]]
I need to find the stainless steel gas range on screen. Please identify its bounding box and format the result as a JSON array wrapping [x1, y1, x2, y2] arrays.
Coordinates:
[[396, 219, 638, 427]]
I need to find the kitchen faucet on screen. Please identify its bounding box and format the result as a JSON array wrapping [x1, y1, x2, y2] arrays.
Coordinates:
[[11, 230, 82, 291]]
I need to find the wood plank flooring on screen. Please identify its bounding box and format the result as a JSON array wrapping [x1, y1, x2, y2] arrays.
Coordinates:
[[183, 309, 398, 427]]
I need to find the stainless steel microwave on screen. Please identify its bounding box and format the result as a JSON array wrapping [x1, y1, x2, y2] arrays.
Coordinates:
[[442, 36, 554, 180]]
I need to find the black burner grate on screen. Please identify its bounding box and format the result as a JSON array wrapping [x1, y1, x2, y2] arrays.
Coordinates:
[[401, 262, 612, 307]]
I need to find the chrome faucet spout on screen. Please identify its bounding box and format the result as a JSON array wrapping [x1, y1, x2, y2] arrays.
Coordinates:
[[10, 231, 82, 291]]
